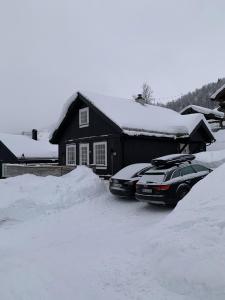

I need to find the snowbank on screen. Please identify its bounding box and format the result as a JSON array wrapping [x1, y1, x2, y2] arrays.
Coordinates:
[[0, 166, 105, 221], [146, 163, 225, 299], [195, 149, 225, 168]]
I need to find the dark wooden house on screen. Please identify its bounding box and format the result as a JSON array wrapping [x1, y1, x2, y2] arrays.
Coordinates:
[[0, 131, 58, 165], [50, 91, 215, 175]]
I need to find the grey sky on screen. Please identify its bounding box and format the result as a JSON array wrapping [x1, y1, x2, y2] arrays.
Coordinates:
[[0, 0, 225, 133]]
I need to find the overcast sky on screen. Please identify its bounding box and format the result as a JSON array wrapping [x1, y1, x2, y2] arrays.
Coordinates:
[[0, 0, 225, 133]]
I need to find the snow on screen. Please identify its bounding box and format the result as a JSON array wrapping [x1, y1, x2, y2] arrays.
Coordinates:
[[194, 129, 225, 168], [51, 91, 213, 139], [146, 163, 225, 299], [112, 163, 151, 180], [0, 165, 224, 299], [0, 133, 58, 159], [180, 104, 224, 119], [0, 166, 171, 299]]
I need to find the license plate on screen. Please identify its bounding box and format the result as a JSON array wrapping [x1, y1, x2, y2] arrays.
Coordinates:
[[113, 183, 122, 188], [142, 188, 152, 193]]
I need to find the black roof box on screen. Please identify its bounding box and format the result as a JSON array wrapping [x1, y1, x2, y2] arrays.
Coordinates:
[[151, 154, 195, 167]]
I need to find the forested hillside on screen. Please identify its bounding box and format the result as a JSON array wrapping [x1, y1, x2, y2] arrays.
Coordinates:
[[164, 78, 225, 112]]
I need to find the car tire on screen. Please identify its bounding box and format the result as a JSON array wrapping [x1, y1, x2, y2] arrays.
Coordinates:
[[176, 185, 190, 201]]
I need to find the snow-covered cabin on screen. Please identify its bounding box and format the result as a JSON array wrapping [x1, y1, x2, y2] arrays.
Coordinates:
[[211, 83, 225, 115], [0, 133, 58, 167], [50, 91, 215, 175], [180, 105, 224, 122]]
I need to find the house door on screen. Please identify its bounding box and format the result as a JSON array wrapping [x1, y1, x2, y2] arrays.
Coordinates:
[[79, 143, 89, 165]]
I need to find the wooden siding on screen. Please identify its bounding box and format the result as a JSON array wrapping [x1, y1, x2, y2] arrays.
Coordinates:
[[122, 136, 179, 166]]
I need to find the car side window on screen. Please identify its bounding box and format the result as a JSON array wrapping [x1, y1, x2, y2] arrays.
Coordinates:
[[180, 166, 196, 176], [171, 169, 181, 179], [192, 164, 209, 173]]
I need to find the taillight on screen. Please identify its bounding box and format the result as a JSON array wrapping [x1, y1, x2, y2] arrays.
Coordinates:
[[154, 185, 171, 191]]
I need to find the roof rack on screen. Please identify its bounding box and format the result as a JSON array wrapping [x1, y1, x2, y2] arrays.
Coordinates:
[[151, 154, 195, 167]]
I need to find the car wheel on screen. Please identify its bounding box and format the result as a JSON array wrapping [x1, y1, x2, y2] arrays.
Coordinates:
[[176, 185, 190, 201]]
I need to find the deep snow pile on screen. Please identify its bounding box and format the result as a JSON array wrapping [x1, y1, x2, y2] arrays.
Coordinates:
[[0, 166, 105, 221], [1, 166, 225, 299], [146, 163, 225, 299], [0, 167, 171, 300]]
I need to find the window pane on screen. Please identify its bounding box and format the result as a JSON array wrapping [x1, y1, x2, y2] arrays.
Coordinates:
[[172, 169, 180, 179], [180, 166, 195, 176], [94, 143, 106, 166], [79, 108, 89, 126], [67, 145, 76, 165], [80, 145, 89, 165], [80, 111, 87, 124], [192, 165, 209, 172]]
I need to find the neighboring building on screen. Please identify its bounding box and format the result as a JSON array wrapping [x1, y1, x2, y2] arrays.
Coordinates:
[[50, 91, 215, 175], [180, 105, 224, 127], [0, 132, 58, 165], [211, 83, 225, 114]]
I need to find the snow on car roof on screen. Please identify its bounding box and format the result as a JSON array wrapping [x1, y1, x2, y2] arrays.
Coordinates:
[[51, 91, 214, 139], [0, 133, 58, 159], [112, 163, 151, 180]]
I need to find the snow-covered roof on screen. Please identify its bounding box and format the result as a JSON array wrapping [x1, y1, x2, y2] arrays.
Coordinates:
[[180, 104, 224, 119], [210, 83, 225, 100], [51, 91, 214, 140], [0, 133, 58, 159]]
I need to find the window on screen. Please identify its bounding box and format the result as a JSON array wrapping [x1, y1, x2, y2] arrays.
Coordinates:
[[79, 143, 89, 165], [93, 141, 107, 168], [144, 173, 165, 183], [171, 169, 181, 179], [79, 107, 89, 127], [180, 166, 195, 176], [192, 164, 209, 173], [66, 144, 76, 165]]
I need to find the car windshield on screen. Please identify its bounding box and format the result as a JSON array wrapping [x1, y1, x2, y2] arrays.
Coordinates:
[[140, 172, 165, 183]]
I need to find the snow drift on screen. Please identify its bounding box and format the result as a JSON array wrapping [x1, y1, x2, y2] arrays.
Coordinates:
[[146, 163, 225, 299], [0, 166, 106, 221]]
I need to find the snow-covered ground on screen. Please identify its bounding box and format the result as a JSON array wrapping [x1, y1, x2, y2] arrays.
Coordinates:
[[1, 165, 225, 299], [0, 167, 171, 300], [195, 129, 225, 168]]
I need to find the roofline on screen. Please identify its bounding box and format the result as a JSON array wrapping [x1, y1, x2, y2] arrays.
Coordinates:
[[0, 140, 18, 162], [210, 83, 225, 100], [180, 105, 224, 120], [50, 92, 122, 143], [189, 119, 215, 143]]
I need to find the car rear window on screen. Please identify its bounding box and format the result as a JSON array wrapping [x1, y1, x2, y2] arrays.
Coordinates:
[[142, 173, 165, 183], [192, 164, 209, 173]]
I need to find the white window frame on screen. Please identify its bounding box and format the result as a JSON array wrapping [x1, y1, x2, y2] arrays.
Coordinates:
[[79, 143, 90, 165], [93, 141, 107, 169], [79, 107, 89, 128], [66, 144, 76, 166]]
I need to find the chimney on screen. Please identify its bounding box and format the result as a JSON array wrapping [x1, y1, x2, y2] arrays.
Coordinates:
[[32, 129, 38, 141], [135, 94, 145, 104]]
